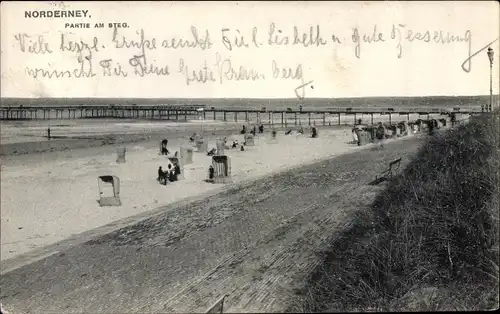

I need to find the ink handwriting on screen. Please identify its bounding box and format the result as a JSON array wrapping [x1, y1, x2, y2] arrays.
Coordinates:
[[13, 22, 493, 92]]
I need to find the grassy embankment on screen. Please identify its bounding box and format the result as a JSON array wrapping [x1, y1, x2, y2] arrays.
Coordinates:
[[291, 112, 499, 311]]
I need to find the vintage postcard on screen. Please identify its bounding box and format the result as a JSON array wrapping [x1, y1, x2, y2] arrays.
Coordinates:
[[1, 1, 499, 313]]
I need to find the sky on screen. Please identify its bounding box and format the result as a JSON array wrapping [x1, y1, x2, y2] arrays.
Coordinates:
[[1, 1, 499, 99]]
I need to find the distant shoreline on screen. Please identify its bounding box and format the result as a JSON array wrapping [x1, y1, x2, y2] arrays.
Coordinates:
[[1, 95, 497, 109]]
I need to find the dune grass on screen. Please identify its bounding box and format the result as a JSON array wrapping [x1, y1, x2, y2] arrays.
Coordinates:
[[290, 112, 499, 312]]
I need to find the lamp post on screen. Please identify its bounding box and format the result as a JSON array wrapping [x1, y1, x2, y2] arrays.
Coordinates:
[[487, 47, 494, 112]]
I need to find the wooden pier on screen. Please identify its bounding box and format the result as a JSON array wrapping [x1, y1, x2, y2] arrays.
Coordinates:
[[0, 104, 482, 127]]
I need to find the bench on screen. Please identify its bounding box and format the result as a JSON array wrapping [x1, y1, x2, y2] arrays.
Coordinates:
[[369, 157, 402, 185], [205, 295, 227, 313]]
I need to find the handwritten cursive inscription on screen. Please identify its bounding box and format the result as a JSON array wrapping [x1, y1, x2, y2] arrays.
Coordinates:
[[391, 24, 472, 60], [25, 53, 96, 79], [14, 33, 53, 54], [129, 54, 170, 77], [216, 53, 266, 83], [461, 37, 499, 73], [60, 33, 100, 58], [161, 26, 213, 50], [99, 59, 128, 77], [351, 25, 385, 58], [221, 28, 249, 51], [178, 58, 216, 86], [14, 20, 493, 94], [268, 23, 328, 48]]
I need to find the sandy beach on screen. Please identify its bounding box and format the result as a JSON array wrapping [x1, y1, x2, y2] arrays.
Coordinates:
[[0, 127, 350, 261], [0, 113, 452, 262]]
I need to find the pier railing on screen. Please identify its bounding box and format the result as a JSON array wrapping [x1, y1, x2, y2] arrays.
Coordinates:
[[0, 104, 483, 127]]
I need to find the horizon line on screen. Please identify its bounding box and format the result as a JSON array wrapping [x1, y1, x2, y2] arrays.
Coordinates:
[[1, 95, 498, 100]]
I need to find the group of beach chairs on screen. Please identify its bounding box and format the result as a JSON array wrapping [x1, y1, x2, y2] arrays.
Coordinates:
[[352, 117, 449, 146]]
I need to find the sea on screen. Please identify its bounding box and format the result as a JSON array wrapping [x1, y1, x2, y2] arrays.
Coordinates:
[[0, 95, 496, 111]]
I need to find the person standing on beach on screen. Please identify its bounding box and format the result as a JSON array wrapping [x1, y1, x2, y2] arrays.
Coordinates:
[[174, 163, 181, 178], [208, 165, 215, 182], [167, 164, 176, 182], [158, 166, 167, 185], [161, 139, 169, 155], [428, 119, 436, 135], [311, 127, 318, 138], [376, 123, 385, 148]]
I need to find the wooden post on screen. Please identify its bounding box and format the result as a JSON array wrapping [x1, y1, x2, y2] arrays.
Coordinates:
[[184, 110, 187, 121], [213, 111, 216, 120], [354, 113, 356, 125], [338, 113, 341, 125], [295, 113, 297, 125], [176, 110, 179, 121], [407, 113, 410, 121], [235, 112, 237, 122], [245, 111, 248, 121], [371, 113, 374, 125], [268, 112, 271, 124], [281, 112, 284, 127], [389, 113, 392, 124], [323, 112, 326, 126], [308, 112, 311, 126], [224, 111, 227, 122]]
